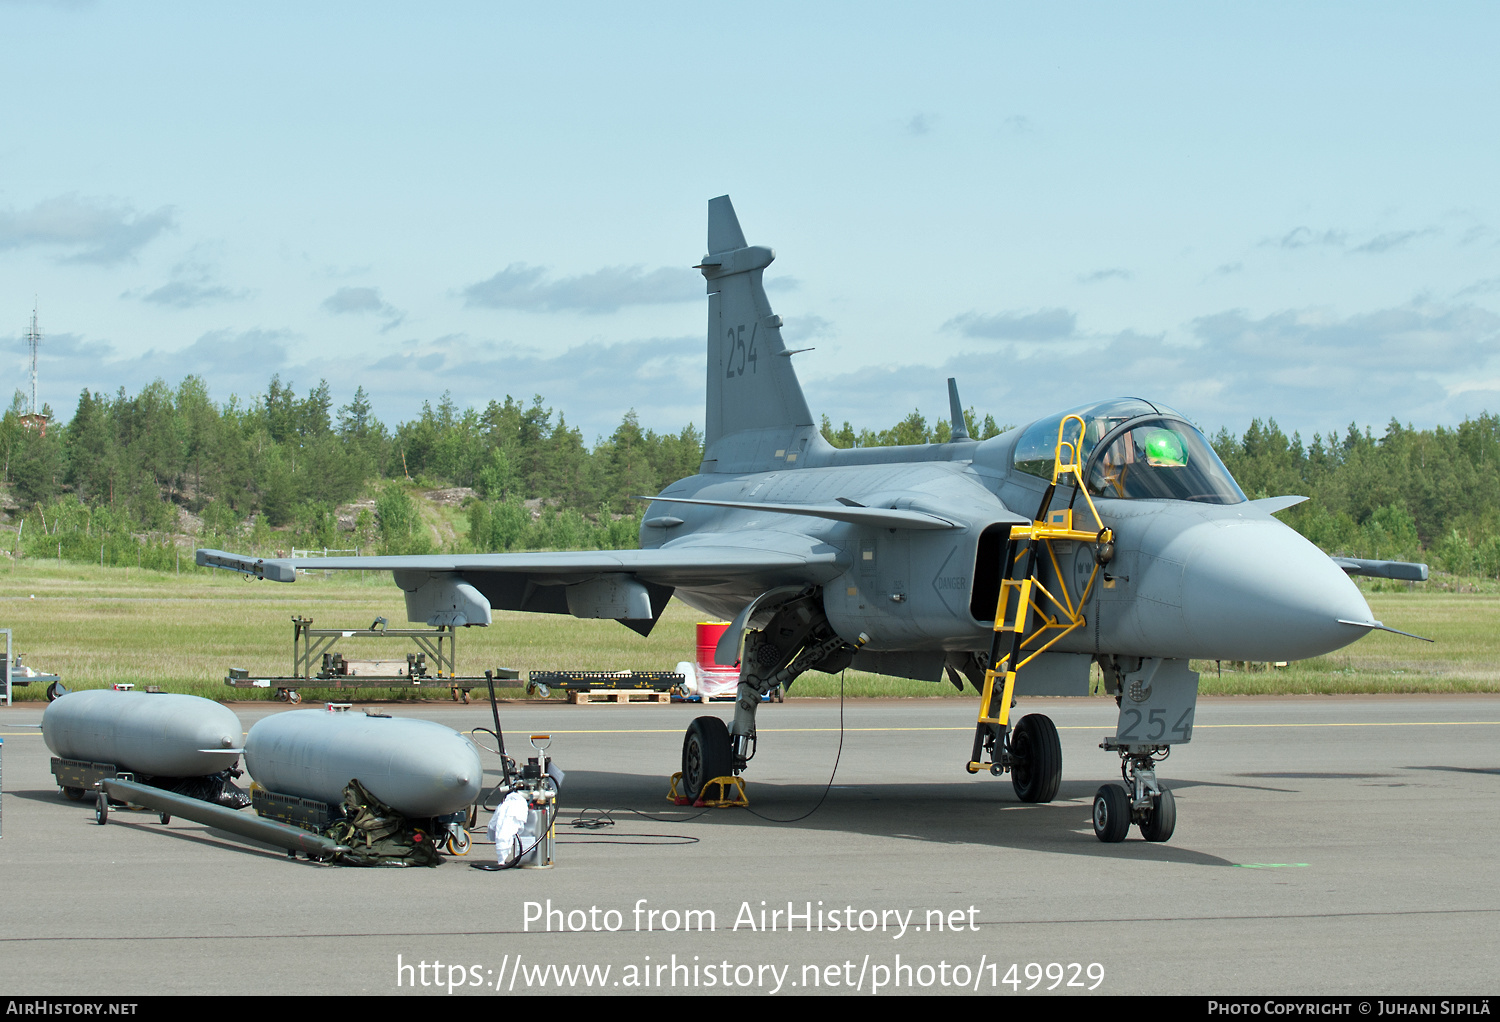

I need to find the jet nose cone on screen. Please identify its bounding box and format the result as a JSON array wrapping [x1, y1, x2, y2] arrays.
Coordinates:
[[1175, 517, 1374, 661]]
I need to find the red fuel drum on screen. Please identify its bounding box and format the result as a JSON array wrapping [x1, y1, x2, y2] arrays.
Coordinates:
[[696, 621, 732, 668]]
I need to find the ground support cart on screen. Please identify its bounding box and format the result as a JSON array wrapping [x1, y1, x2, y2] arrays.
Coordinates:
[[225, 616, 522, 701]]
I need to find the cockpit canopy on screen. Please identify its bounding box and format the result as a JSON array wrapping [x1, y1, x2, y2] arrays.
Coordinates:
[[1012, 398, 1245, 505]]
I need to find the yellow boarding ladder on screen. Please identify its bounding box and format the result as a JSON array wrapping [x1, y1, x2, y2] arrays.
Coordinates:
[[967, 415, 1114, 774]]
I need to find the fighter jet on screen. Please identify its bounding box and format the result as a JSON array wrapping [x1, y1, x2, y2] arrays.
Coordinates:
[[199, 196, 1424, 843]]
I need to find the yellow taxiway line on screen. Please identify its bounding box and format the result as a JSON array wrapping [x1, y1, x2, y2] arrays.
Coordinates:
[[4, 720, 1495, 740]]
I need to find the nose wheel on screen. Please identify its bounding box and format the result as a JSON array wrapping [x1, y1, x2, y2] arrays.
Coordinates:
[[1094, 744, 1177, 843], [1092, 784, 1130, 842], [1138, 788, 1175, 842], [1092, 784, 1175, 843]]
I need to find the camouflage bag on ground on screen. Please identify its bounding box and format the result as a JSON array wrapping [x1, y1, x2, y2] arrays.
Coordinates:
[[322, 778, 442, 867]]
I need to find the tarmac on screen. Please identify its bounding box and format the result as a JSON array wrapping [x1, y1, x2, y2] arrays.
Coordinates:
[[1, 693, 1496, 997]]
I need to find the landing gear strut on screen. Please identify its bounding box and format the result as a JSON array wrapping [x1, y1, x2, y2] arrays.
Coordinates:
[[677, 590, 862, 800]]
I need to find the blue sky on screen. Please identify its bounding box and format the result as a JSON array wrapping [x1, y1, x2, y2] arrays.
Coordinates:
[[4, 2, 1499, 447]]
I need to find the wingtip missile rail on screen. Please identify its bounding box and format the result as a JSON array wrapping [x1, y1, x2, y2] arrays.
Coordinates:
[[1331, 557, 1430, 583], [197, 548, 297, 582]]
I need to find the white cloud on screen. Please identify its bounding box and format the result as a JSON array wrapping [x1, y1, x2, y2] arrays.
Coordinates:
[[321, 286, 406, 332], [462, 263, 700, 313], [1351, 228, 1439, 255], [322, 286, 386, 315], [0, 194, 174, 264], [327, 334, 704, 442], [1273, 226, 1347, 250], [905, 112, 937, 136], [1078, 268, 1131, 284], [783, 314, 834, 340], [140, 280, 243, 307], [129, 248, 248, 308], [1455, 276, 1500, 300], [943, 308, 1077, 341], [18, 328, 293, 412], [805, 301, 1500, 440]]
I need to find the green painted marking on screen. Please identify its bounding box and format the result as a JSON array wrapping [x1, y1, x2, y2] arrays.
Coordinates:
[[1233, 863, 1309, 869]]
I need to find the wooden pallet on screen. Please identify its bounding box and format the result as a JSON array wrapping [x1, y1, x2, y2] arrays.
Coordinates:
[[567, 690, 672, 705]]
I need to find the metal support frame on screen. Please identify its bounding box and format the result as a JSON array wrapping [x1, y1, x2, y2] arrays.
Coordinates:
[[225, 617, 520, 700], [2, 629, 10, 707], [291, 616, 456, 680]]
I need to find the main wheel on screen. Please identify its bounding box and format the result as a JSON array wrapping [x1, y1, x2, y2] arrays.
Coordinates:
[[159, 812, 172, 826], [681, 716, 732, 801], [95, 797, 109, 826], [1092, 784, 1130, 843], [1010, 714, 1062, 803], [1139, 788, 1176, 842], [61, 787, 85, 802]]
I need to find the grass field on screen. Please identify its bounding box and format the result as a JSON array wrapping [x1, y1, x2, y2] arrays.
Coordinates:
[[1, 559, 1495, 701]]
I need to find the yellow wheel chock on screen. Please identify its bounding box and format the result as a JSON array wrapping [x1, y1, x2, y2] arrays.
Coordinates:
[[667, 771, 749, 807]]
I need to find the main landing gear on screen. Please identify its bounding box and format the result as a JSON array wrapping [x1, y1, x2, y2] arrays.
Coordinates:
[[676, 591, 862, 802], [1007, 713, 1063, 804], [681, 716, 733, 800]]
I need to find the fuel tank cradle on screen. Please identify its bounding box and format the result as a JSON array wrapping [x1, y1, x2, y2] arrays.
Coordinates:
[[42, 689, 243, 777], [243, 711, 482, 818]]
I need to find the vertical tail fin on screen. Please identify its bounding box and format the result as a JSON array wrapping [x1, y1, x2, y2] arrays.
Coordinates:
[[698, 196, 816, 472], [947, 378, 973, 442]]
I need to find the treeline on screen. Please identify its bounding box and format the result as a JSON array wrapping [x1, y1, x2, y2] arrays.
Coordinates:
[[5, 377, 1500, 578], [0, 377, 701, 560], [819, 409, 1004, 448], [1211, 417, 1500, 577]]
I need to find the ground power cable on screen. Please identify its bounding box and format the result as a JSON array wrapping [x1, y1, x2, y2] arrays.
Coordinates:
[[739, 669, 847, 824], [562, 668, 850, 828], [466, 668, 851, 868]]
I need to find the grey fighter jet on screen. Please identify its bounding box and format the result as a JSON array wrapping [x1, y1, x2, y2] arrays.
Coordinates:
[[199, 196, 1424, 843]]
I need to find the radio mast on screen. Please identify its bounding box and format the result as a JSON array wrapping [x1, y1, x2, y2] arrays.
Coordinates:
[[27, 302, 40, 416], [19, 303, 48, 435]]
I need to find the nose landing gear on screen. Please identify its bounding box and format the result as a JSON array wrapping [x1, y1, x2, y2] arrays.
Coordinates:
[[1093, 745, 1176, 843], [1092, 655, 1197, 843]]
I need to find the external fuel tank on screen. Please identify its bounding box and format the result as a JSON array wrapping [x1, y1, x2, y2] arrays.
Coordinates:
[[42, 689, 243, 777], [243, 711, 482, 818]]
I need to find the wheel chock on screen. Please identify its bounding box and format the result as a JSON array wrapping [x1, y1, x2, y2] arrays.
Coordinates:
[[666, 772, 748, 807], [698, 775, 748, 807]]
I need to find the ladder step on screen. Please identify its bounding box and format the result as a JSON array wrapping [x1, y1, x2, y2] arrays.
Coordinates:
[[994, 578, 1032, 632]]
